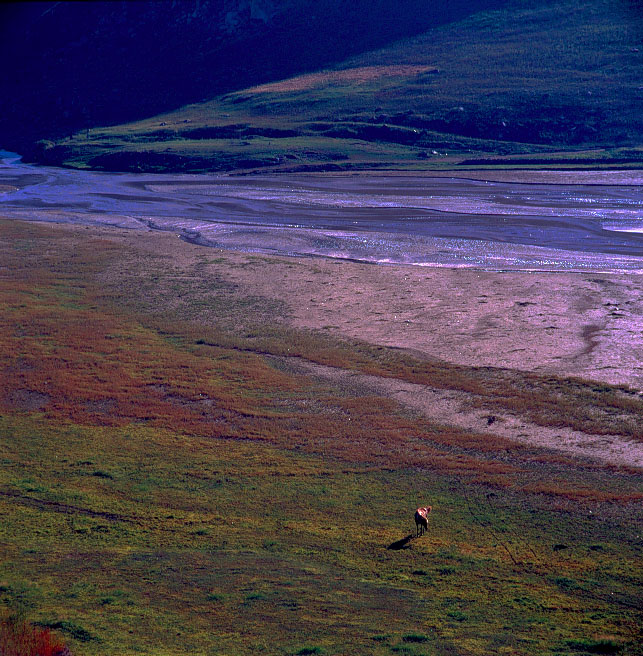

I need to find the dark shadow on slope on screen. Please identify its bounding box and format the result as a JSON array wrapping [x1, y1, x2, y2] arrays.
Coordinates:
[[0, 0, 510, 150]]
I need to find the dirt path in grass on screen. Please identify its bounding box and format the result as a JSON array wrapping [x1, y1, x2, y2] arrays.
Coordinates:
[[282, 358, 643, 468], [0, 489, 135, 522]]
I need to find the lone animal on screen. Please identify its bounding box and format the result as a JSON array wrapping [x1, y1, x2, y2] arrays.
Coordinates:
[[414, 506, 432, 537]]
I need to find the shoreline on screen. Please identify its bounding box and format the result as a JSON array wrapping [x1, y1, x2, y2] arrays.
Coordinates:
[[4, 216, 641, 391], [3, 218, 641, 469]]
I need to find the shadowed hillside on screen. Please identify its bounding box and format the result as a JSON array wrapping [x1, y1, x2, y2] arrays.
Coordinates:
[[18, 0, 643, 173], [0, 0, 507, 152]]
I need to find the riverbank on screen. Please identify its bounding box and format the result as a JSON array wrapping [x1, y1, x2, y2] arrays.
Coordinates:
[[5, 218, 641, 466]]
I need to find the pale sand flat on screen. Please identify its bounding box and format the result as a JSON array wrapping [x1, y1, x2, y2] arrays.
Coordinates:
[[6, 222, 641, 468]]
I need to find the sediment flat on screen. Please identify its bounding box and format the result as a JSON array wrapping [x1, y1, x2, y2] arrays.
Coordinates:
[[181, 240, 642, 391], [59, 222, 640, 468]]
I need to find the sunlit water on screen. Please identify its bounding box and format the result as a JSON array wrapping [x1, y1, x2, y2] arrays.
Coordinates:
[[1, 150, 642, 271]]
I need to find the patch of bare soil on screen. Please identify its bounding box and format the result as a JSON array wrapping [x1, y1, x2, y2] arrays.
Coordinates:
[[293, 359, 643, 468], [8, 389, 50, 412], [217, 253, 643, 391]]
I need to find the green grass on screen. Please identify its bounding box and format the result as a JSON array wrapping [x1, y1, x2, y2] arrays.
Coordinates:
[[36, 0, 643, 173], [1, 416, 640, 655], [0, 219, 642, 655]]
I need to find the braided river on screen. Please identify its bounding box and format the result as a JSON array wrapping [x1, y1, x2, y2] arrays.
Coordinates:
[[1, 151, 642, 272]]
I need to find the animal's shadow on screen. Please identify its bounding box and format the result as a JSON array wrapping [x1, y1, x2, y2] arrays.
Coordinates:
[[387, 534, 418, 550]]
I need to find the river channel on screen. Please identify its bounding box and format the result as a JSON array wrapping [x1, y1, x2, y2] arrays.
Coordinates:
[[1, 151, 642, 272]]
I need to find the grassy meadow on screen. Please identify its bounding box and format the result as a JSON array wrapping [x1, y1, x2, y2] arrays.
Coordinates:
[[35, 0, 643, 173], [1, 218, 642, 655]]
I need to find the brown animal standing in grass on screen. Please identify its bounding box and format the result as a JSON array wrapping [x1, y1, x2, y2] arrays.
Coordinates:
[[414, 506, 432, 537]]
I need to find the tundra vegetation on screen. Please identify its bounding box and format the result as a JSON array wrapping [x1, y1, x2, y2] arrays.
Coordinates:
[[0, 218, 641, 655]]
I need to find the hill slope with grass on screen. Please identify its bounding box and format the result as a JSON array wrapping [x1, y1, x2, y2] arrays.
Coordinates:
[[1, 218, 642, 655], [27, 0, 643, 173], [0, 0, 505, 154]]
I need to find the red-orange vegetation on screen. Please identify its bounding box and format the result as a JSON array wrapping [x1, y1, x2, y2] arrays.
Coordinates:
[[0, 618, 69, 656], [1, 270, 303, 438], [469, 475, 515, 489]]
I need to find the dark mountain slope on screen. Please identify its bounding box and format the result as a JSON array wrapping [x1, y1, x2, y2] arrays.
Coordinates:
[[26, 0, 643, 173], [0, 0, 508, 152]]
